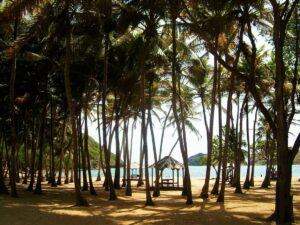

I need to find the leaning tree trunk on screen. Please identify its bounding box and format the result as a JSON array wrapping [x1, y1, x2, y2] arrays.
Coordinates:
[[63, 2, 88, 205], [170, 3, 192, 204]]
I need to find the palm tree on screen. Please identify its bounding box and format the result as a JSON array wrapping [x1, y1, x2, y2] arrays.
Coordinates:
[[169, 0, 192, 204], [62, 0, 88, 206]]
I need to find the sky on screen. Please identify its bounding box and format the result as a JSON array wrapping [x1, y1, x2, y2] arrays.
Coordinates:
[[86, 31, 300, 165], [87, 97, 300, 165]]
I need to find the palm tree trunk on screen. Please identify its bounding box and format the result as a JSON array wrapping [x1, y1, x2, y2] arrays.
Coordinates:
[[34, 103, 47, 195], [63, 2, 88, 205], [200, 33, 218, 199], [216, 72, 234, 202], [78, 113, 88, 191], [124, 120, 132, 196], [170, 3, 192, 204], [96, 101, 105, 181], [235, 95, 247, 194], [211, 66, 223, 195], [243, 95, 251, 189], [148, 81, 160, 197], [27, 117, 37, 191], [9, 18, 19, 198], [22, 111, 29, 185], [83, 95, 96, 195], [114, 101, 121, 189], [261, 131, 271, 188], [50, 98, 57, 187], [57, 118, 66, 186], [102, 34, 117, 200], [0, 135, 9, 194], [141, 71, 154, 206], [159, 105, 172, 160], [249, 107, 258, 186]]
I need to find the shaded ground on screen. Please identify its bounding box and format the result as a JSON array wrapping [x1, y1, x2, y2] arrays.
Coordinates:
[[0, 177, 299, 225]]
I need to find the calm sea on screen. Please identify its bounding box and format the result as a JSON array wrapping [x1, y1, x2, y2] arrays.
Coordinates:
[[90, 165, 300, 178]]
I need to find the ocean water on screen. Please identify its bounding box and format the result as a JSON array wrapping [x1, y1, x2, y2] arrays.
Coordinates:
[[90, 165, 300, 178]]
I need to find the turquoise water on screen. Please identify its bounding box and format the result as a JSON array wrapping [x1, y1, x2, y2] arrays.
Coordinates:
[[90, 165, 300, 178]]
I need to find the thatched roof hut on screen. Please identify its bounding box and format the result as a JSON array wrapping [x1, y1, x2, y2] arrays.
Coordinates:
[[149, 156, 184, 170], [149, 156, 184, 190]]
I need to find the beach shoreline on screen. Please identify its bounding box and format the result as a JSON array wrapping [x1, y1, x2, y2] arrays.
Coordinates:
[[1, 176, 299, 225]]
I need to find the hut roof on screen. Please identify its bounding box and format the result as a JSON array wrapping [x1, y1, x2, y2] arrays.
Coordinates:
[[149, 156, 184, 170]]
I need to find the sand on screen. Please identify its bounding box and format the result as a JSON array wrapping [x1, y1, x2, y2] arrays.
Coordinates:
[[0, 177, 299, 225]]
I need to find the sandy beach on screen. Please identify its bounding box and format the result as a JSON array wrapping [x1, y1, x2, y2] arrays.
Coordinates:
[[0, 177, 299, 225]]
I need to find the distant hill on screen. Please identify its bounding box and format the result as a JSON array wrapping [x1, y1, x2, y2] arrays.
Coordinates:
[[294, 152, 300, 164], [188, 153, 207, 166], [87, 136, 118, 168]]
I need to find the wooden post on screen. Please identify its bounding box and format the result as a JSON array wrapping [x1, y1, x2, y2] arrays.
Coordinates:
[[177, 169, 179, 188], [182, 168, 184, 189], [172, 169, 174, 187], [151, 167, 153, 188]]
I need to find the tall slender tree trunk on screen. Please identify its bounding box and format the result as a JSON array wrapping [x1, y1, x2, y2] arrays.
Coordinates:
[[9, 18, 19, 198], [269, 4, 299, 222], [211, 66, 223, 195], [159, 105, 172, 160], [243, 95, 251, 189], [83, 94, 96, 195], [0, 135, 9, 194], [235, 95, 247, 194], [63, 2, 88, 205], [231, 93, 240, 187], [22, 111, 29, 185], [200, 33, 218, 199], [216, 71, 234, 203], [78, 113, 88, 191], [50, 99, 57, 187], [249, 107, 258, 186], [170, 2, 192, 204], [141, 66, 154, 206], [27, 117, 37, 191], [114, 100, 121, 189], [102, 34, 117, 200], [124, 120, 132, 196], [57, 118, 66, 186], [148, 81, 160, 197], [137, 127, 144, 187], [34, 103, 47, 195], [261, 131, 272, 188], [96, 101, 105, 182]]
